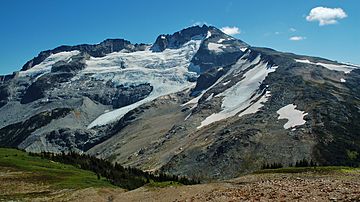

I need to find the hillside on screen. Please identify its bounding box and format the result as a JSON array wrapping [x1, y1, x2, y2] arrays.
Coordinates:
[[0, 148, 198, 201], [1, 149, 359, 201], [0, 148, 114, 201]]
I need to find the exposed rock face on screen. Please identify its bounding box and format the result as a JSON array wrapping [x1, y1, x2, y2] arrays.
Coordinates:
[[1, 25, 359, 180], [44, 128, 97, 151], [0, 85, 10, 108], [20, 73, 74, 104], [0, 108, 72, 147], [191, 67, 226, 95], [0, 74, 15, 83], [112, 84, 153, 108]]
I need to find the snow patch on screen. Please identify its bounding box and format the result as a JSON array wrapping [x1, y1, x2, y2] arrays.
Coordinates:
[[222, 80, 231, 86], [208, 43, 225, 53], [181, 53, 257, 108], [184, 51, 263, 124], [238, 90, 271, 117], [205, 93, 214, 101], [277, 104, 308, 129], [184, 112, 192, 121], [181, 92, 203, 107], [295, 59, 356, 74], [240, 47, 248, 52], [217, 38, 226, 43], [295, 59, 312, 64], [198, 58, 278, 129], [342, 62, 360, 68], [19, 51, 80, 80], [85, 39, 202, 128], [206, 31, 212, 39]]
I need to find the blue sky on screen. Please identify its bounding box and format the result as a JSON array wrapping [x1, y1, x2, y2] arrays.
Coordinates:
[[0, 0, 359, 75]]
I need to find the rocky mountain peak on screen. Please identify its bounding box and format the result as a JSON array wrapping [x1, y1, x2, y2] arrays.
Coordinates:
[[150, 25, 210, 52], [150, 25, 249, 53]]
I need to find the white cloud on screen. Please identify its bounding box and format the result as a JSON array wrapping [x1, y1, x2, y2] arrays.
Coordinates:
[[289, 36, 306, 41], [220, 26, 241, 35], [289, 28, 297, 32], [306, 7, 347, 26]]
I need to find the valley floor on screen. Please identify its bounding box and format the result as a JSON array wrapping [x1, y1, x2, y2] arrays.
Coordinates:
[[1, 167, 359, 202]]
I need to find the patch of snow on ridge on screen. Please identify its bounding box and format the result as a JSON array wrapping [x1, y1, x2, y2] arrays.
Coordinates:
[[277, 104, 308, 129], [240, 47, 248, 52], [222, 80, 231, 86], [208, 43, 225, 53], [206, 31, 212, 39], [86, 39, 202, 128], [205, 93, 214, 101], [343, 62, 360, 68], [295, 59, 356, 74], [19, 51, 80, 79], [295, 59, 312, 64], [181, 91, 204, 107], [198, 59, 278, 129]]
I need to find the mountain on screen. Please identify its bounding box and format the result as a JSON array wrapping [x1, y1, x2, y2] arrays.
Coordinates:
[[0, 25, 359, 179]]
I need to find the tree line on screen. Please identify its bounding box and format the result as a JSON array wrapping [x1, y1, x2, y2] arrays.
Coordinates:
[[29, 151, 199, 190], [262, 158, 317, 170]]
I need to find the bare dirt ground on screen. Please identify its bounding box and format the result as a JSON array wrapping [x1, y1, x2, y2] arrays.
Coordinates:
[[2, 168, 359, 202]]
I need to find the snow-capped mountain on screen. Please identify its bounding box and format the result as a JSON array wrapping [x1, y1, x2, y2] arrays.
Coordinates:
[[0, 25, 359, 179]]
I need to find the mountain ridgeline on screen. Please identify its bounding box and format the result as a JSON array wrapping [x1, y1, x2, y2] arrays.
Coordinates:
[[0, 25, 359, 180]]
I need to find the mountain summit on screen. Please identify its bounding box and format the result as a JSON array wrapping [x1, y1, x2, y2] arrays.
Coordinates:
[[0, 26, 359, 179]]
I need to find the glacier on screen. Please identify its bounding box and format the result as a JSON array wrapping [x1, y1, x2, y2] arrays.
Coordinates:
[[85, 39, 202, 128]]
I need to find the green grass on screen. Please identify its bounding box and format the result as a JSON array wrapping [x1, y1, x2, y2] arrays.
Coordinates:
[[254, 166, 360, 174], [0, 148, 115, 189]]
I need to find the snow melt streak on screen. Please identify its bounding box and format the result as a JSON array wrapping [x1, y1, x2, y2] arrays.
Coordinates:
[[277, 104, 308, 129]]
